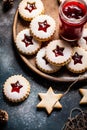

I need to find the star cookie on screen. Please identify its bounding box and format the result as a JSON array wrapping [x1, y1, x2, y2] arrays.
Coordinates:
[[79, 89, 87, 104], [37, 87, 63, 114]]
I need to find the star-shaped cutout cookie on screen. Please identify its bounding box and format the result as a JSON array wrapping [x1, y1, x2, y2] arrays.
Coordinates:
[[79, 89, 87, 104], [37, 87, 63, 114]]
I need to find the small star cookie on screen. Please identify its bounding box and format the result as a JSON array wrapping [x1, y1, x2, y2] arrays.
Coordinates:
[[37, 87, 63, 114], [79, 89, 87, 104]]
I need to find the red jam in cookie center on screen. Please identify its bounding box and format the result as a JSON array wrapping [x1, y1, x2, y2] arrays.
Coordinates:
[[38, 20, 50, 32], [53, 45, 64, 57], [22, 34, 33, 47], [25, 2, 37, 13], [11, 81, 23, 93], [72, 52, 83, 64], [63, 1, 86, 19]]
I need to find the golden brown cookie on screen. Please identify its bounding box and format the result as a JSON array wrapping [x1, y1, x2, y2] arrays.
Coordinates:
[[37, 87, 63, 114], [79, 88, 87, 104]]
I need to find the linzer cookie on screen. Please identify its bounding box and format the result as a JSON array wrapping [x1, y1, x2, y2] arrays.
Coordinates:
[[18, 0, 44, 21], [36, 47, 61, 73], [66, 47, 87, 73], [46, 40, 73, 66], [77, 28, 87, 51], [16, 29, 41, 55], [30, 15, 56, 41], [3, 75, 30, 103], [77, 37, 87, 51]]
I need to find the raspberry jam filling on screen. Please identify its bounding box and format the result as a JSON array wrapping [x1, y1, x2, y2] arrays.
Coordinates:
[[22, 34, 33, 47], [38, 20, 50, 32], [72, 52, 83, 64], [53, 45, 64, 57], [59, 0, 87, 41], [11, 81, 23, 93], [25, 2, 37, 13], [63, 1, 86, 19]]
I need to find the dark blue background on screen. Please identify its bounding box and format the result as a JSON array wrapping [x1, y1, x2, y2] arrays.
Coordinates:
[[0, 0, 87, 130]]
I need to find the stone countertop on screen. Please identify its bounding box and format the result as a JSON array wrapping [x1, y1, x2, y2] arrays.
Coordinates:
[[0, 0, 87, 130]]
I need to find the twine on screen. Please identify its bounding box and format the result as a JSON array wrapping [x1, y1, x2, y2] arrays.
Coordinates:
[[62, 108, 87, 130]]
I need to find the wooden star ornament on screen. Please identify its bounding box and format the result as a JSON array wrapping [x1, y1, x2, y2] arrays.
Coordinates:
[[79, 89, 87, 104], [37, 87, 63, 114]]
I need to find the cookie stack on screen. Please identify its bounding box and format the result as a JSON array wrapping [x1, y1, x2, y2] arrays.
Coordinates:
[[15, 0, 87, 74]]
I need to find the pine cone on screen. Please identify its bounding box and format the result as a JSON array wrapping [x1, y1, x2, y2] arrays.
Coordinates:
[[0, 109, 9, 124], [3, 0, 13, 11]]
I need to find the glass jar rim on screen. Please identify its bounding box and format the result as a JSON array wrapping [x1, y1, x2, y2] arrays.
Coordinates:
[[59, 0, 87, 25]]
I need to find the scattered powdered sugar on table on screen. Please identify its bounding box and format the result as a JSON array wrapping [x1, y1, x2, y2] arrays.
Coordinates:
[[7, 84, 47, 129], [0, 7, 16, 26]]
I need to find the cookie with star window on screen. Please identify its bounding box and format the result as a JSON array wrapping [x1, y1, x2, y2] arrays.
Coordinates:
[[45, 40, 73, 66], [3, 75, 30, 103], [66, 47, 87, 73], [15, 29, 41, 55], [77, 28, 87, 51], [36, 47, 61, 73], [18, 0, 44, 21], [30, 15, 56, 42]]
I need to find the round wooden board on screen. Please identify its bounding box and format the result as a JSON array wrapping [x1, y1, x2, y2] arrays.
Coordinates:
[[13, 0, 87, 82]]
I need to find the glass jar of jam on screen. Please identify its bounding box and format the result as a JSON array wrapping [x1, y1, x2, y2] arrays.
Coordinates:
[[59, 0, 87, 42]]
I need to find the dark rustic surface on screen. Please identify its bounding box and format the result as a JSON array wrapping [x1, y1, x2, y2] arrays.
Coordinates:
[[0, 0, 87, 130]]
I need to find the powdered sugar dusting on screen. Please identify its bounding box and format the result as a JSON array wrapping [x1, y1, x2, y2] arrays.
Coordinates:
[[7, 84, 47, 129], [18, 0, 44, 20]]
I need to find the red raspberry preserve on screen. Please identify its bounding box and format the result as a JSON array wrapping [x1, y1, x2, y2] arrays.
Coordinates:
[[59, 0, 87, 42]]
